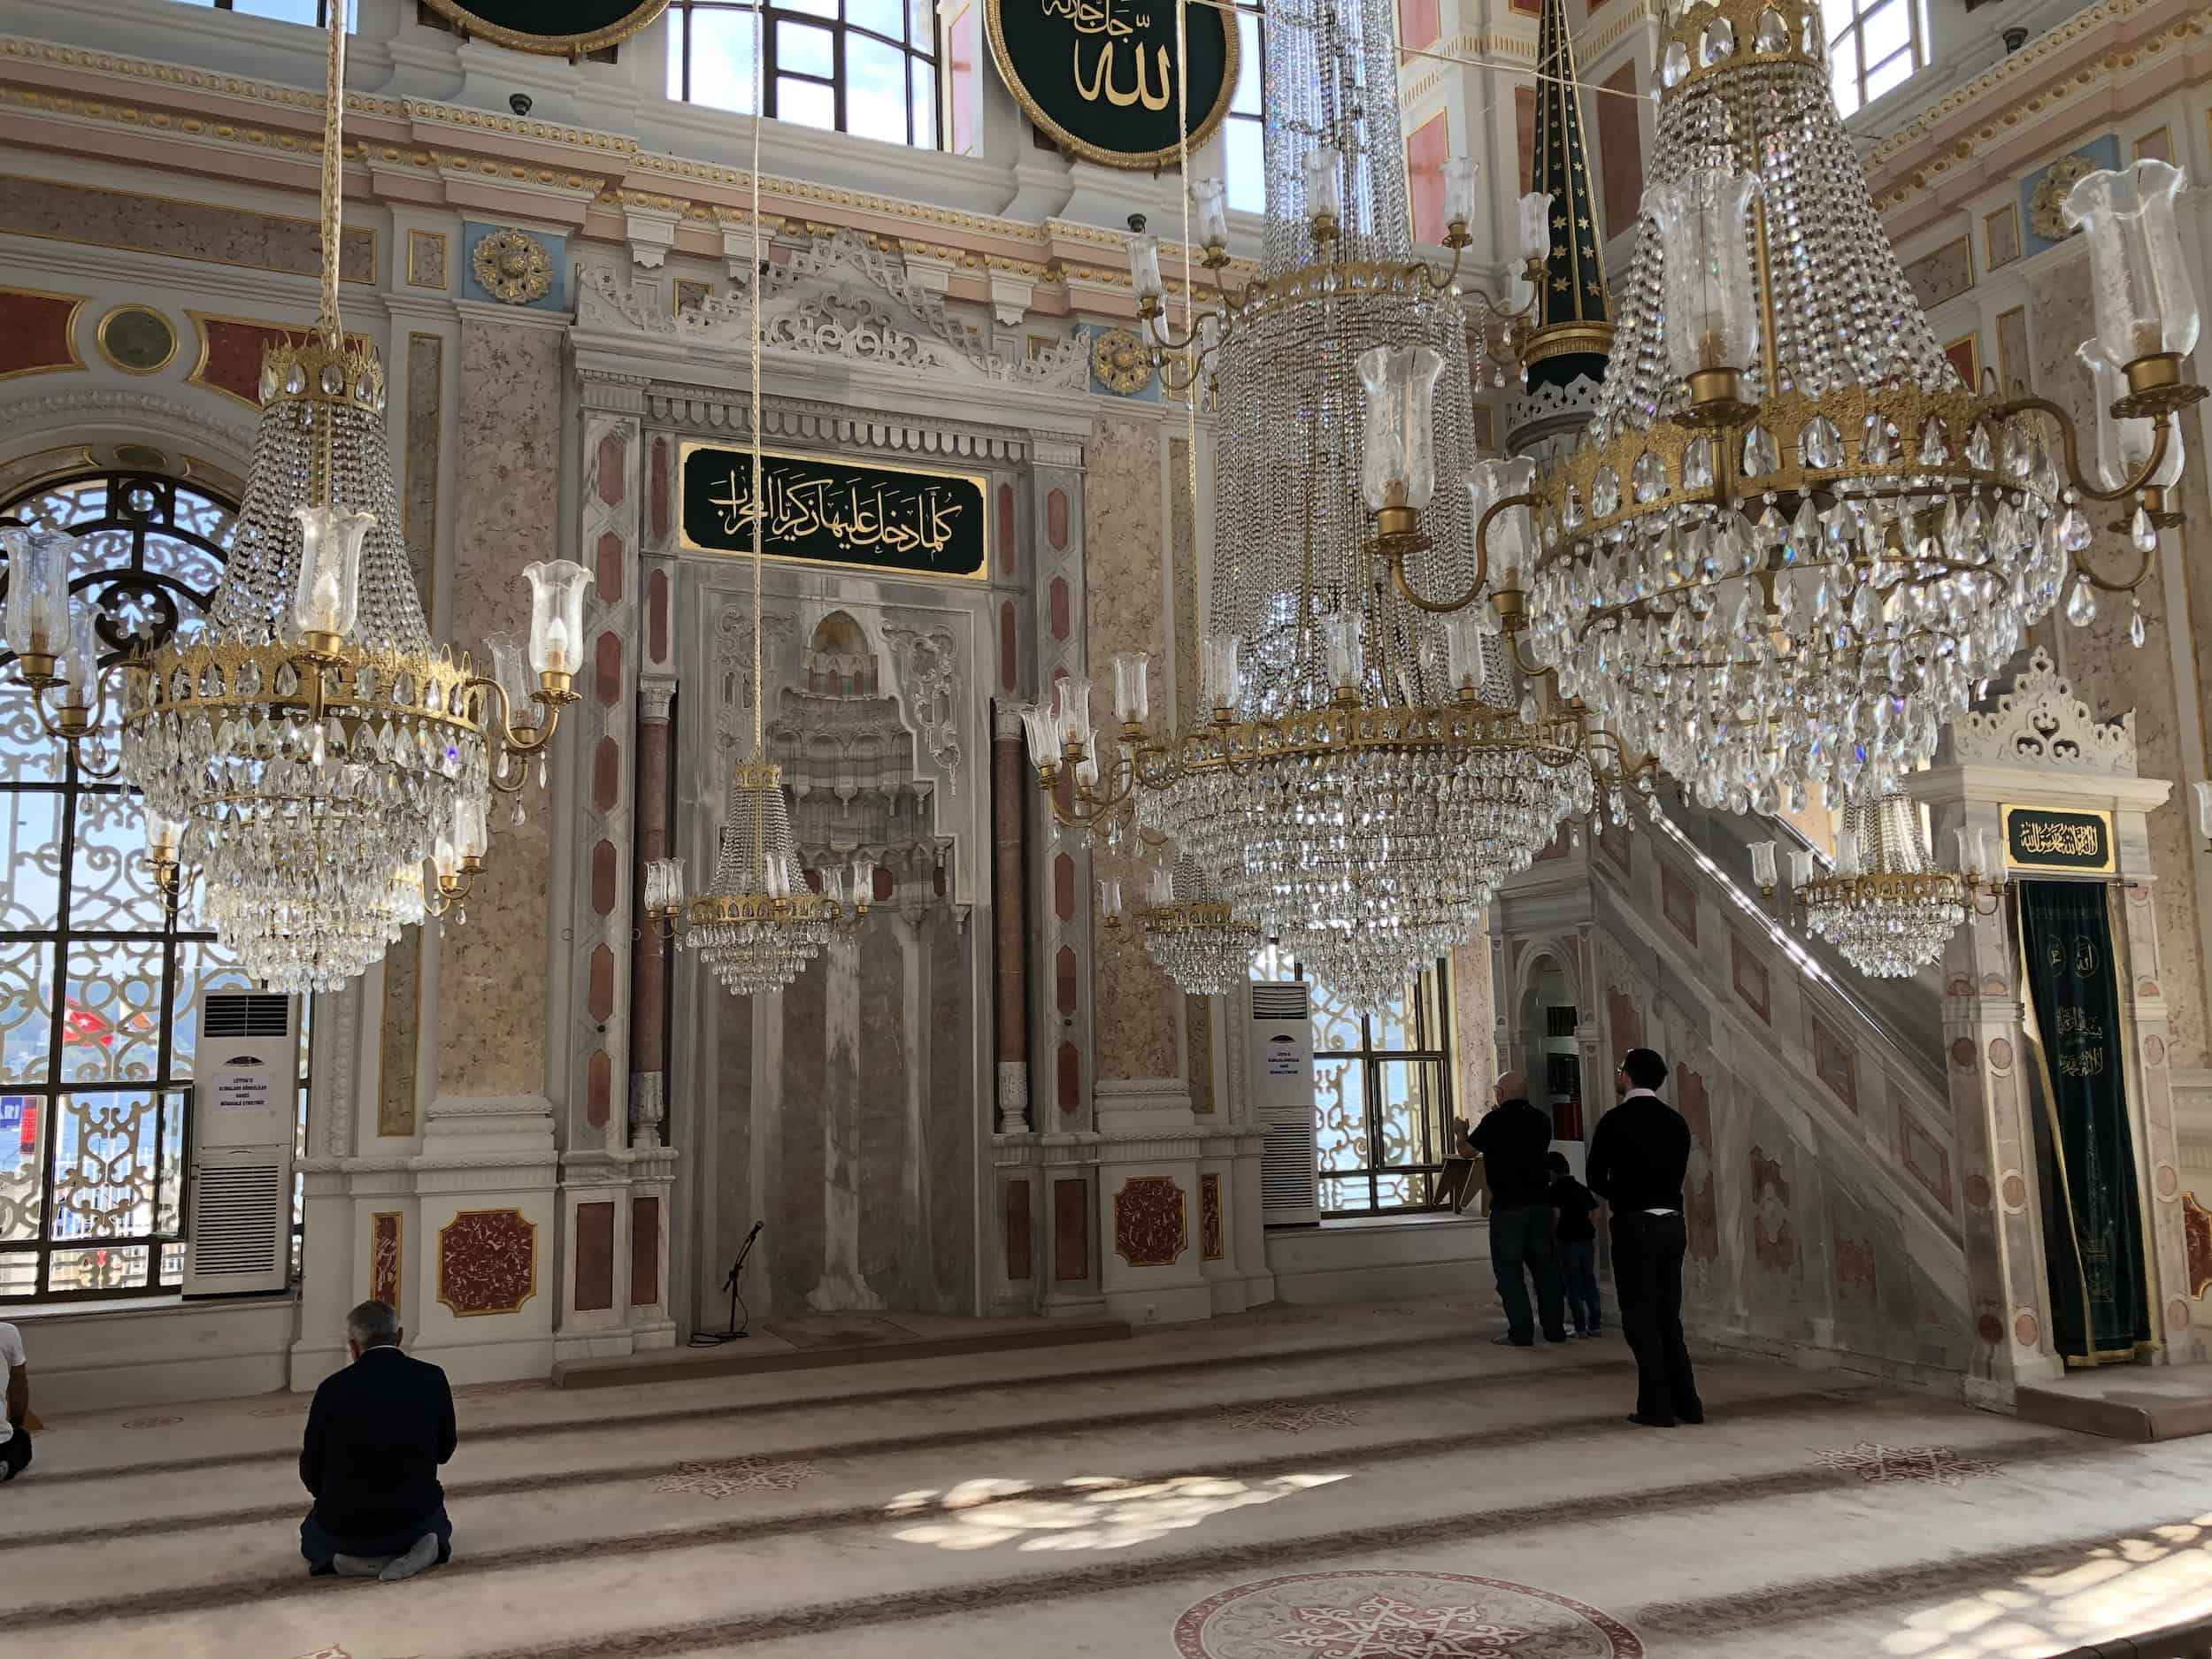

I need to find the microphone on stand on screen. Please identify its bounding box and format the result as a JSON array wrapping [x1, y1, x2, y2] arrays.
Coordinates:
[[691, 1220, 763, 1347]]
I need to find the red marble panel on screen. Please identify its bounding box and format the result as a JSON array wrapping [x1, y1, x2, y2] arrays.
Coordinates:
[[1660, 863, 1697, 946], [631, 1195, 661, 1307], [591, 839, 618, 918], [0, 289, 81, 380], [369, 1210, 402, 1309], [1748, 1145, 1797, 1272], [595, 528, 626, 605], [1598, 64, 1643, 241], [1054, 853, 1075, 922], [595, 431, 627, 508], [1113, 1176, 1187, 1266], [1397, 0, 1439, 59], [1605, 986, 1643, 1063], [649, 437, 672, 545], [588, 941, 615, 1019], [1678, 1067, 1720, 1264], [1054, 1178, 1088, 1279], [595, 630, 622, 708], [1407, 112, 1448, 248], [436, 1208, 536, 1317], [1056, 944, 1078, 1015], [574, 1199, 616, 1311], [648, 567, 670, 664], [1048, 576, 1071, 642], [1056, 1040, 1080, 1112], [1515, 88, 1536, 189], [1811, 1017, 1856, 1110], [1047, 487, 1070, 551], [1005, 1179, 1033, 1280], [1731, 934, 1770, 1023], [2185, 1193, 2212, 1299], [999, 599, 1018, 691], [587, 1049, 611, 1127], [594, 736, 621, 813], [996, 482, 1016, 565], [1832, 1207, 1877, 1307]]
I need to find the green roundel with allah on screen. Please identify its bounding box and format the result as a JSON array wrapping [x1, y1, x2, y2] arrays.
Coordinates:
[[987, 0, 1236, 169], [419, 0, 670, 55]]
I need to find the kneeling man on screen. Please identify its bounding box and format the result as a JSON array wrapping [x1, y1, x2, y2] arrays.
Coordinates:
[[300, 1299, 457, 1581]]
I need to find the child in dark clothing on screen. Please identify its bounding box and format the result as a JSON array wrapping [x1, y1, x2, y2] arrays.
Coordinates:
[[1548, 1151, 1602, 1338]]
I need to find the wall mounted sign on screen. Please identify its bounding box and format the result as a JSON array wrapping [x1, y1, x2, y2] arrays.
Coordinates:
[[986, 0, 1238, 169], [678, 443, 989, 580], [419, 0, 668, 55], [2002, 804, 2116, 875]]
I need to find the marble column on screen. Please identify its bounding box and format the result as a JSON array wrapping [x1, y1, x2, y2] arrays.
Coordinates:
[[631, 675, 675, 1148], [991, 702, 1031, 1133]]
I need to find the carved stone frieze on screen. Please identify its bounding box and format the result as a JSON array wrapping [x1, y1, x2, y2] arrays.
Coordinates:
[[1949, 648, 2137, 775]]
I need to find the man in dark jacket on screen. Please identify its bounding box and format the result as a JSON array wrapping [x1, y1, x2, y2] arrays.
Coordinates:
[[300, 1299, 457, 1580], [1470, 1069, 1567, 1346], [1587, 1048, 1704, 1427]]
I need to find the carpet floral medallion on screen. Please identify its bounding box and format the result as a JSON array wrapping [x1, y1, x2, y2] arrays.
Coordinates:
[[1174, 1571, 1644, 1658], [1814, 1442, 2006, 1486], [652, 1456, 816, 1498]]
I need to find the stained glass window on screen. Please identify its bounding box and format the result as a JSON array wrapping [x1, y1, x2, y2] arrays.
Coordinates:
[[0, 472, 309, 1302], [1252, 943, 1455, 1216]]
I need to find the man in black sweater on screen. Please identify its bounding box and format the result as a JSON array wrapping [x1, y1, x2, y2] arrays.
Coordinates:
[[1586, 1048, 1704, 1427], [300, 1299, 457, 1580], [1471, 1069, 1568, 1345]]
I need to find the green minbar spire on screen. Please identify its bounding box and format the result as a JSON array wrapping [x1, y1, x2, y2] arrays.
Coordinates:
[[1523, 0, 1613, 395]]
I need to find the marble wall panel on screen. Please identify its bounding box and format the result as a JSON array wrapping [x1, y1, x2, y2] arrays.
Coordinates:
[[711, 981, 754, 1320], [1085, 415, 1180, 1081], [2030, 255, 2207, 1072], [0, 175, 373, 281], [378, 926, 423, 1138], [403, 334, 442, 625], [1597, 64, 1642, 239], [437, 322, 561, 1098], [0, 288, 82, 380], [1169, 436, 1214, 1111]]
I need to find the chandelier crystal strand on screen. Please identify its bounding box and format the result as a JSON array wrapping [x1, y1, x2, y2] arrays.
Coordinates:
[[1511, 0, 2204, 821], [1141, 855, 1263, 996], [666, 0, 842, 996], [0, 0, 592, 994], [1102, 0, 1588, 1002]]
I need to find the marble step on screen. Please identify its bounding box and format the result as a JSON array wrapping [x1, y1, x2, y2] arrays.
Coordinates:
[[0, 1378, 2129, 1659]]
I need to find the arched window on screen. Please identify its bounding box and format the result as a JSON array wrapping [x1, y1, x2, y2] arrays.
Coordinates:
[[665, 0, 940, 149], [0, 472, 308, 1302], [1823, 0, 1927, 117], [1253, 944, 1456, 1215]]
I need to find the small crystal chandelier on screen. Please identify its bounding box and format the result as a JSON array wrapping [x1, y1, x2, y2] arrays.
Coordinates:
[[1460, 0, 2207, 817], [1118, 855, 1262, 998], [638, 4, 869, 998], [1014, 0, 1601, 1002], [0, 8, 583, 994], [1749, 795, 2002, 979]]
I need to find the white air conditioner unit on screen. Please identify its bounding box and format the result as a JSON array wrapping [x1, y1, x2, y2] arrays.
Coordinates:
[[184, 990, 299, 1298], [1251, 980, 1320, 1225]]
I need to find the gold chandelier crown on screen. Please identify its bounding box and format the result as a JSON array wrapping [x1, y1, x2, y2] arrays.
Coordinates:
[[257, 331, 388, 417]]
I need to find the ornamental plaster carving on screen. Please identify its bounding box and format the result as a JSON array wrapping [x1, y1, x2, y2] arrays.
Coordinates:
[[473, 228, 556, 305], [1950, 649, 2137, 775], [0, 387, 252, 478], [883, 621, 964, 788], [320, 978, 364, 1156], [580, 231, 1090, 388], [712, 603, 799, 757], [642, 388, 1034, 463]]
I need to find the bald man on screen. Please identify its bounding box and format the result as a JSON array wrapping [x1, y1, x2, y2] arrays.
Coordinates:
[[1470, 1070, 1568, 1346]]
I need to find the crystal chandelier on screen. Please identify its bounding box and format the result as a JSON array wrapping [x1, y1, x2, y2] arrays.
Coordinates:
[[1749, 795, 2001, 979], [639, 2, 869, 997], [1013, 0, 1605, 1002], [0, 8, 583, 994], [1111, 854, 1262, 998], [1446, 0, 2208, 818]]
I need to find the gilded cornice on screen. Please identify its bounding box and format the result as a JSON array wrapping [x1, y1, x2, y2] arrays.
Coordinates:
[[1863, 0, 2206, 215]]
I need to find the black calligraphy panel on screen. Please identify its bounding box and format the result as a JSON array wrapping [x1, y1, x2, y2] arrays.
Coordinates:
[[678, 444, 988, 580], [419, 0, 667, 53], [987, 0, 1236, 168], [2003, 805, 2114, 873]]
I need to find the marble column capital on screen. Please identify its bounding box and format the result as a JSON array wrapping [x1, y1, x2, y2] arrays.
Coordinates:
[[639, 674, 678, 724]]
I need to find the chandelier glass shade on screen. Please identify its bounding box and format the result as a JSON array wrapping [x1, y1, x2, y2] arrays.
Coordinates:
[[1490, 0, 2202, 820], [1018, 0, 1601, 1003], [1749, 795, 2000, 979], [1138, 855, 1263, 998], [0, 8, 582, 994]]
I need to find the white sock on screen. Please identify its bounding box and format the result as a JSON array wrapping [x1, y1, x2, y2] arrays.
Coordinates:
[[379, 1532, 442, 1582]]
